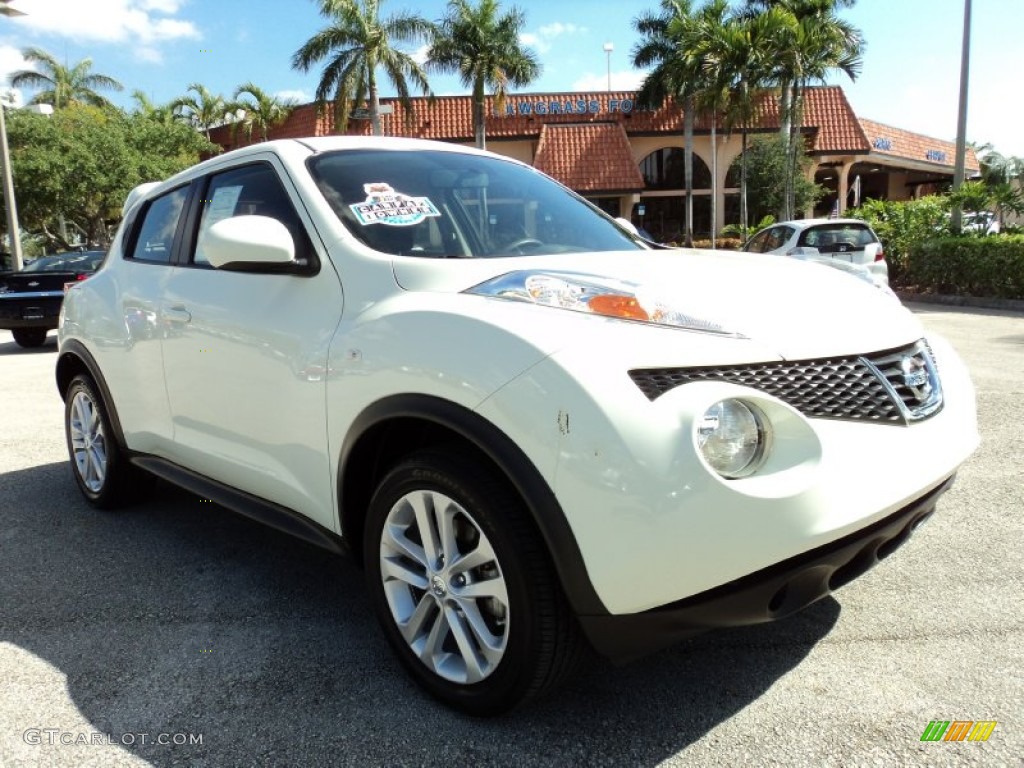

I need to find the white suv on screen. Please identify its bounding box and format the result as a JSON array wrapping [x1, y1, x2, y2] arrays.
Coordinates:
[[58, 138, 978, 714], [743, 218, 889, 287]]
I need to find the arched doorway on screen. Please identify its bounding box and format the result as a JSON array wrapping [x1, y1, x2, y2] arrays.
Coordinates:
[[637, 147, 712, 242]]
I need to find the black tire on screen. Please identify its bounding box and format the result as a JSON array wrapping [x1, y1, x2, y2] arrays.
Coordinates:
[[363, 448, 583, 715], [12, 328, 48, 348], [64, 373, 147, 509]]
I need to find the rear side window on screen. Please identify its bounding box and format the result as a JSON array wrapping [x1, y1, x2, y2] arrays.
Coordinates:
[[128, 186, 189, 263]]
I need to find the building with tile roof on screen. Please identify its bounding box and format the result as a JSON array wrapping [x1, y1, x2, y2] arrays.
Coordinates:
[[212, 85, 979, 243]]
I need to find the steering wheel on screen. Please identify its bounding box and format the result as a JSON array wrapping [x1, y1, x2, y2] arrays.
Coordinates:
[[504, 237, 544, 254]]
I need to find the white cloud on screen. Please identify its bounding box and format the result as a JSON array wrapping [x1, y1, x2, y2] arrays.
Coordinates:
[[274, 89, 311, 105], [410, 43, 430, 67], [8, 0, 199, 46], [0, 44, 30, 104], [572, 69, 646, 93], [521, 21, 587, 54]]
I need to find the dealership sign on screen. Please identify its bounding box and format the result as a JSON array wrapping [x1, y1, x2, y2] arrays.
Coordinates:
[[498, 98, 636, 117]]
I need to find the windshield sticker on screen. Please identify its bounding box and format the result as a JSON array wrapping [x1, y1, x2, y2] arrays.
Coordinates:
[[349, 183, 441, 226]]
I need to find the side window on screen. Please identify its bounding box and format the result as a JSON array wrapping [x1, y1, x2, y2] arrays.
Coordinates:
[[129, 186, 189, 263], [194, 164, 311, 266], [747, 230, 771, 253]]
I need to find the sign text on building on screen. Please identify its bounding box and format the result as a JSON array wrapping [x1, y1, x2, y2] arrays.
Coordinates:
[[500, 99, 635, 117]]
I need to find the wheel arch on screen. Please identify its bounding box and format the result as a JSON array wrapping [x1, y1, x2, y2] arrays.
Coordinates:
[[56, 340, 129, 450], [338, 393, 608, 616]]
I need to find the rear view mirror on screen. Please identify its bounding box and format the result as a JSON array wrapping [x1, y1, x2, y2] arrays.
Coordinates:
[[204, 215, 297, 272]]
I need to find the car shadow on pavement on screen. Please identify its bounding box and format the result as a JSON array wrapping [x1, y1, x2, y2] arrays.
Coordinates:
[[0, 462, 840, 768], [0, 333, 58, 356]]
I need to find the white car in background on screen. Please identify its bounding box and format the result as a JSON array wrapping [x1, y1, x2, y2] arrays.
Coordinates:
[[743, 218, 889, 287], [57, 137, 977, 714]]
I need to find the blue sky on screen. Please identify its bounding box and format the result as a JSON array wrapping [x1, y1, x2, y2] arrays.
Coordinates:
[[2, 0, 1021, 157]]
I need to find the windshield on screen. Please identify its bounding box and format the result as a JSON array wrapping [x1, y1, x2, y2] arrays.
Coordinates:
[[23, 252, 105, 272], [308, 149, 645, 258]]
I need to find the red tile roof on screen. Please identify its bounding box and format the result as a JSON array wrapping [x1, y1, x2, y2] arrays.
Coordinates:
[[533, 122, 644, 192], [211, 86, 974, 176], [859, 117, 980, 172]]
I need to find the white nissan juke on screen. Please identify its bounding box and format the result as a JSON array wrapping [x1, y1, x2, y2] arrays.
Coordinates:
[[57, 137, 978, 714]]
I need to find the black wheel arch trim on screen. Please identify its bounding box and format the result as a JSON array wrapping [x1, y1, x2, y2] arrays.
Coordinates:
[[339, 393, 610, 616], [56, 339, 129, 450]]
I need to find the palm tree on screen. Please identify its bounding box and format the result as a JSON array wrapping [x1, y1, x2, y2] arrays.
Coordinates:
[[427, 0, 540, 150], [292, 0, 433, 136], [234, 82, 296, 142], [632, 0, 707, 248], [10, 47, 123, 109], [693, 7, 775, 236], [684, 0, 733, 247], [131, 90, 177, 125], [742, 0, 863, 219], [171, 83, 234, 140]]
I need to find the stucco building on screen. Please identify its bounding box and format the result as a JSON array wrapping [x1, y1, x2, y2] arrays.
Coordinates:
[[212, 85, 979, 243]]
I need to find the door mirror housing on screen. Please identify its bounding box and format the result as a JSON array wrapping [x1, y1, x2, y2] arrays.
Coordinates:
[[204, 215, 298, 272]]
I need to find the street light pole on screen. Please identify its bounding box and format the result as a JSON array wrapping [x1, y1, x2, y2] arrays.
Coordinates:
[[951, 0, 972, 232], [603, 42, 614, 92], [1, 1, 26, 270], [0, 96, 24, 271]]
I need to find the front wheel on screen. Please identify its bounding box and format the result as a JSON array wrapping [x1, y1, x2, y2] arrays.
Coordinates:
[[364, 449, 582, 715]]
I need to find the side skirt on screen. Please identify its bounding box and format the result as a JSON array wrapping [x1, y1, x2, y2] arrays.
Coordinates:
[[131, 455, 350, 557]]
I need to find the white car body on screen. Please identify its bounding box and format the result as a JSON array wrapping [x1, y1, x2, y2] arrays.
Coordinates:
[[744, 217, 890, 288], [57, 137, 978, 712]]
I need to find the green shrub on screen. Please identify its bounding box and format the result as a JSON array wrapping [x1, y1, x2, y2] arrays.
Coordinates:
[[690, 237, 744, 251], [907, 235, 1024, 299], [849, 196, 951, 281]]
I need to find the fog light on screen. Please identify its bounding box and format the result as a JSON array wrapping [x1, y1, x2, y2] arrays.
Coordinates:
[[698, 399, 767, 478]]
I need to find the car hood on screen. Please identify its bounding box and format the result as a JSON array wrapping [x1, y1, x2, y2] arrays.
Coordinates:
[[392, 248, 923, 360]]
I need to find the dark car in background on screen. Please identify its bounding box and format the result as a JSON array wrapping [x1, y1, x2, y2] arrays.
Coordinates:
[[0, 250, 105, 348]]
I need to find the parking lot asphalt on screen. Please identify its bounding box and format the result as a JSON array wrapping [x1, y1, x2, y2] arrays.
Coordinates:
[[0, 303, 1021, 768]]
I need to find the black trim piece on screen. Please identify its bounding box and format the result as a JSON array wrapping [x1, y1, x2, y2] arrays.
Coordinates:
[[131, 456, 349, 557], [56, 340, 129, 450], [578, 474, 957, 662], [340, 394, 609, 616]]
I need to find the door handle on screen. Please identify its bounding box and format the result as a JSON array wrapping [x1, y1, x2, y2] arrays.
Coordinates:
[[165, 305, 192, 323]]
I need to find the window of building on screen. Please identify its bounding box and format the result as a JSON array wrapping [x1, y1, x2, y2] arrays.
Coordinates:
[[639, 148, 711, 190]]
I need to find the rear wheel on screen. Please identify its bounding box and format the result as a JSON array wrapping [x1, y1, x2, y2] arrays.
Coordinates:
[[12, 328, 48, 348], [64, 373, 146, 509], [364, 448, 583, 715]]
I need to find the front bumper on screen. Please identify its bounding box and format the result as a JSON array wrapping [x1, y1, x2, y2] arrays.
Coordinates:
[[579, 474, 954, 662]]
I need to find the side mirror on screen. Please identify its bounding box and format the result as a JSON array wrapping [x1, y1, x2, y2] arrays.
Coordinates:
[[204, 215, 297, 272], [615, 217, 640, 236]]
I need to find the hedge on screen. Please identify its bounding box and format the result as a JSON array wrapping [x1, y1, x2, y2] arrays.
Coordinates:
[[906, 235, 1024, 299]]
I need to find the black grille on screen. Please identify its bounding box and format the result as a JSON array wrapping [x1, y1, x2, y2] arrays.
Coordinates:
[[628, 341, 942, 424]]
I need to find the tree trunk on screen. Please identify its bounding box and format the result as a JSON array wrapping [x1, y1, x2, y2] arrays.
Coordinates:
[[683, 95, 694, 248], [740, 129, 749, 235], [370, 82, 382, 137], [473, 79, 486, 150], [779, 82, 793, 221], [710, 119, 718, 249]]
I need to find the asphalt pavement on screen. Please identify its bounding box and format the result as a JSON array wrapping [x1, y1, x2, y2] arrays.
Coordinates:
[[0, 303, 1021, 768]]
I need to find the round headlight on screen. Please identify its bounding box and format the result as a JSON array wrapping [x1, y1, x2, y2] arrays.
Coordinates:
[[697, 399, 767, 479]]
